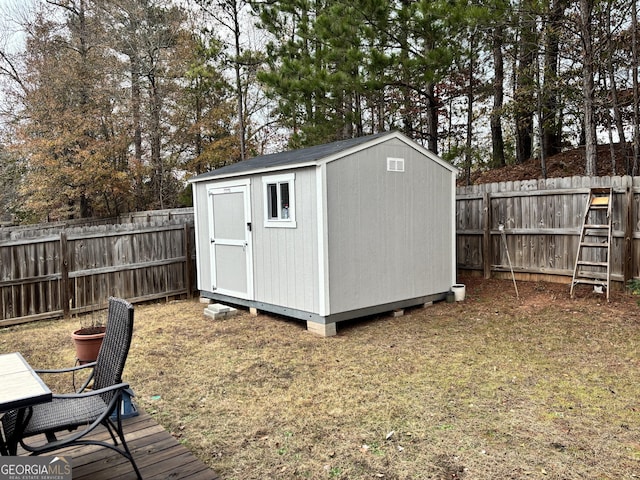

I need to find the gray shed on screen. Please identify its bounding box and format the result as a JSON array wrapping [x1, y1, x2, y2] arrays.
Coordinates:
[[190, 131, 458, 336]]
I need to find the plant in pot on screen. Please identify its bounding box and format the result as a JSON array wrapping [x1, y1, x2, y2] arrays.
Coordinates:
[[72, 307, 107, 365]]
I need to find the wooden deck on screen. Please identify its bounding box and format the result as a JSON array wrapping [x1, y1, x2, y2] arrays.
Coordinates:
[[18, 410, 220, 480]]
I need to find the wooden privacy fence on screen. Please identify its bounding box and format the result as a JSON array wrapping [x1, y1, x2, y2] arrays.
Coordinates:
[[0, 211, 195, 326], [456, 175, 639, 285], [8, 178, 640, 326], [0, 208, 194, 241]]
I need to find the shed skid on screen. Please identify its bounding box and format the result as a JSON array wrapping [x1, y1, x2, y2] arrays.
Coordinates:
[[199, 291, 447, 336]]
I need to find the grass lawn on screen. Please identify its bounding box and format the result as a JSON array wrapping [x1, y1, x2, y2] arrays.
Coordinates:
[[1, 276, 640, 479]]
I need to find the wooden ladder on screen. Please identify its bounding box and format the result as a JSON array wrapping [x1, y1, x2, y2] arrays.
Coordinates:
[[570, 187, 613, 300]]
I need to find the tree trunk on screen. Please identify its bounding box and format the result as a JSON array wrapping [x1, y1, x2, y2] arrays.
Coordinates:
[[581, 0, 597, 176], [490, 23, 505, 167], [514, 2, 536, 164], [537, 48, 547, 178], [632, 0, 640, 175], [542, 0, 566, 159], [149, 73, 163, 208], [230, 0, 247, 161], [464, 31, 476, 186], [425, 83, 438, 154], [400, 0, 413, 139], [605, 0, 627, 171], [131, 57, 142, 162]]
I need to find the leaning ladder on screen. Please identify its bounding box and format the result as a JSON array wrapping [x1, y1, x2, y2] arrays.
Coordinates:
[[570, 187, 613, 300]]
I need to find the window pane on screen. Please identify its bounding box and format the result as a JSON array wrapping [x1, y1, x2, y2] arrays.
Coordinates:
[[268, 184, 278, 219], [280, 183, 290, 219]]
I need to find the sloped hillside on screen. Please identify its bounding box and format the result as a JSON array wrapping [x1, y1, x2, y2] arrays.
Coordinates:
[[465, 143, 634, 185]]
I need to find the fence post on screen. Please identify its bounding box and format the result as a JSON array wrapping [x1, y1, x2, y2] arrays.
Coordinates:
[[60, 232, 70, 317], [624, 176, 634, 283], [483, 192, 492, 279], [184, 223, 193, 298]]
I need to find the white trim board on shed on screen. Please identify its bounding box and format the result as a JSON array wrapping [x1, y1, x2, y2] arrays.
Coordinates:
[[190, 131, 459, 336]]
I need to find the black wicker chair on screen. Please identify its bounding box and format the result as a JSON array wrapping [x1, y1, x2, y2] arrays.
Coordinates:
[[1, 297, 142, 479]]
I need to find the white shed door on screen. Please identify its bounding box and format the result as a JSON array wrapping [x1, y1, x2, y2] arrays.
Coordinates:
[[208, 184, 253, 299]]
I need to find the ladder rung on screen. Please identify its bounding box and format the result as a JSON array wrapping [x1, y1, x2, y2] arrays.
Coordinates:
[[572, 278, 607, 286], [579, 242, 609, 248], [588, 205, 609, 210], [575, 271, 609, 280], [577, 261, 608, 267], [590, 197, 609, 206], [584, 224, 609, 229]]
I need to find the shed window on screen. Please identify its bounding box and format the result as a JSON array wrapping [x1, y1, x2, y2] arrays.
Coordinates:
[[263, 173, 296, 228], [387, 157, 405, 172]]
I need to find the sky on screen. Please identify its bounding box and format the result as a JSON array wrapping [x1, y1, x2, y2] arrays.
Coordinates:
[[0, 0, 32, 54]]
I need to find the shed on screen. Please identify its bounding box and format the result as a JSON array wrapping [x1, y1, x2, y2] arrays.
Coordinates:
[[190, 131, 458, 336]]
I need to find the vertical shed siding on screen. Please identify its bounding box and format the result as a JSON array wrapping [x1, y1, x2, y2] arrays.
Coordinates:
[[193, 182, 213, 292], [326, 139, 455, 314], [251, 168, 320, 312]]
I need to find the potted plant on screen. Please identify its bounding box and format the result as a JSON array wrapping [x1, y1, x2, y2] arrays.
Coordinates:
[[72, 308, 107, 364]]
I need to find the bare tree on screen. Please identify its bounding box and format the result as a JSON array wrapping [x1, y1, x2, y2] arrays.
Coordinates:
[[195, 0, 257, 161], [604, 0, 627, 172]]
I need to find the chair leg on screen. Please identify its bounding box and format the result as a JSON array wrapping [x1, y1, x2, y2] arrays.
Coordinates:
[[0, 428, 8, 456], [114, 413, 142, 480], [103, 419, 119, 445]]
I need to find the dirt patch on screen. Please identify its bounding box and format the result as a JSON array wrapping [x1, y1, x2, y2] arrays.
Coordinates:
[[1, 277, 640, 479]]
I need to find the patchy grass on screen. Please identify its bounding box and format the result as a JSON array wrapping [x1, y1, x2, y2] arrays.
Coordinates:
[[2, 276, 640, 479]]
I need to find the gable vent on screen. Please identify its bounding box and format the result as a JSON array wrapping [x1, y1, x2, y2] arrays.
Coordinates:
[[387, 157, 405, 172]]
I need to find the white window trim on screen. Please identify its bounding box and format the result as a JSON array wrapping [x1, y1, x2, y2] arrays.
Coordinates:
[[387, 157, 405, 172], [262, 173, 297, 228]]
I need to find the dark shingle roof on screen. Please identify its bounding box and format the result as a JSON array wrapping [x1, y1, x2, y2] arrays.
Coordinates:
[[191, 131, 392, 182]]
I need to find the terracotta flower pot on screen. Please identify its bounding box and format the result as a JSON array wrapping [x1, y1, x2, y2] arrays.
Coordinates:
[[72, 327, 106, 364]]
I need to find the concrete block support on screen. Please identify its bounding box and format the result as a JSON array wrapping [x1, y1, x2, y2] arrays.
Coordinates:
[[204, 303, 238, 320], [306, 320, 337, 337]]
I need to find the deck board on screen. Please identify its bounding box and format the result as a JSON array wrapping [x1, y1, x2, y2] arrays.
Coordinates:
[[16, 409, 220, 480]]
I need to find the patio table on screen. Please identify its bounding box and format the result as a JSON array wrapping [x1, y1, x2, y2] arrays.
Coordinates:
[[0, 352, 52, 455]]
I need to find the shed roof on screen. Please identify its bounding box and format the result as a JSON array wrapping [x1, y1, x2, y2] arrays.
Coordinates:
[[190, 131, 456, 183]]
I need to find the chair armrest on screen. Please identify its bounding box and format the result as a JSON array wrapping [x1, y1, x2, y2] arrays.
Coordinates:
[[52, 382, 130, 400], [35, 362, 96, 374], [35, 362, 96, 393]]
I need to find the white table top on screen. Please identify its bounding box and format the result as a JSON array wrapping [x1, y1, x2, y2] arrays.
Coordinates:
[[0, 352, 52, 412]]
